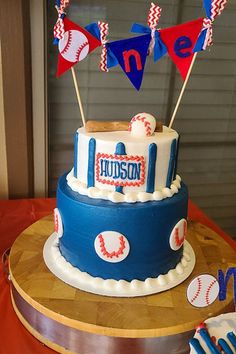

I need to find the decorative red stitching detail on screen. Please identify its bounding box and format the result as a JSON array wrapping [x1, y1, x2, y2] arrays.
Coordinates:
[[174, 220, 187, 247], [95, 153, 145, 187], [54, 210, 58, 233], [190, 277, 202, 304], [61, 30, 72, 55], [128, 114, 152, 136], [98, 234, 126, 259], [75, 40, 89, 62], [206, 280, 217, 305]]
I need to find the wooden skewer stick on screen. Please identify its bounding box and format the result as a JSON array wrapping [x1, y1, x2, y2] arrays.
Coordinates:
[[168, 52, 197, 129], [71, 67, 86, 127]]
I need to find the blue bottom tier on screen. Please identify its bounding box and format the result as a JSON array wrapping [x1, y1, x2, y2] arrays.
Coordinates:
[[57, 174, 188, 282]]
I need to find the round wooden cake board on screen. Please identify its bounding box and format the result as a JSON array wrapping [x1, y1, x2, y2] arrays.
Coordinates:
[[9, 216, 236, 354]]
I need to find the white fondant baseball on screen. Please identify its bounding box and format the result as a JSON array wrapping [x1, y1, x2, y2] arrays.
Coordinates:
[[129, 113, 156, 137], [94, 231, 130, 263], [187, 274, 220, 308], [59, 30, 89, 63], [54, 208, 63, 238], [169, 219, 187, 251]]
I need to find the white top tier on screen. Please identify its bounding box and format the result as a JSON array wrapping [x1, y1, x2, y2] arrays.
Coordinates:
[[67, 126, 180, 203]]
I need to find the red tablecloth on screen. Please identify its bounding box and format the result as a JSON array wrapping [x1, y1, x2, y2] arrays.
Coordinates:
[[0, 198, 236, 354]]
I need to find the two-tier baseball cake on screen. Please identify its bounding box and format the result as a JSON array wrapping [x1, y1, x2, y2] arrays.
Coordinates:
[[44, 113, 195, 297]]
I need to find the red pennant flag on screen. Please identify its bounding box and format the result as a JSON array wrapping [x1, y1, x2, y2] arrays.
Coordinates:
[[57, 18, 101, 77], [159, 18, 203, 80]]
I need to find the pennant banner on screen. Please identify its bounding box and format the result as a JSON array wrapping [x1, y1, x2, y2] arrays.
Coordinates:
[[159, 18, 204, 80], [57, 17, 101, 77], [107, 34, 151, 90], [194, 0, 228, 52]]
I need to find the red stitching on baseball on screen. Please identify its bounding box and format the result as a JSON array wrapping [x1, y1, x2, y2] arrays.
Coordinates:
[[190, 277, 202, 304], [61, 30, 72, 55], [129, 114, 152, 136], [75, 40, 89, 62], [98, 234, 126, 259], [206, 279, 217, 305], [95, 153, 145, 187], [174, 220, 187, 247]]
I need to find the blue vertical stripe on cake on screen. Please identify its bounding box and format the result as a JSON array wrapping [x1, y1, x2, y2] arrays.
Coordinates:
[[146, 143, 157, 193], [173, 136, 180, 179], [189, 339, 207, 354], [198, 329, 221, 354], [74, 132, 79, 178], [166, 139, 177, 188], [227, 332, 236, 349], [218, 339, 234, 354], [115, 142, 126, 194], [87, 138, 96, 188]]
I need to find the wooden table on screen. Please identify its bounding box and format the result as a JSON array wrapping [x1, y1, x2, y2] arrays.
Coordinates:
[[9, 215, 236, 354], [1, 198, 236, 354]]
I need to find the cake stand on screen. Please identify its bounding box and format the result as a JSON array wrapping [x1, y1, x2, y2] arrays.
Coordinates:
[[9, 216, 236, 354]]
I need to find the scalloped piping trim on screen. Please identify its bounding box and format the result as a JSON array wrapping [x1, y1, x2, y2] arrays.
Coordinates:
[[66, 170, 182, 203], [43, 233, 196, 297]]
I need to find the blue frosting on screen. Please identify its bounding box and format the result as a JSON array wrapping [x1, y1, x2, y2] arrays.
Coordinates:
[[87, 138, 96, 188], [115, 142, 126, 193], [146, 143, 157, 193], [73, 132, 79, 178], [166, 139, 177, 188], [57, 174, 188, 281]]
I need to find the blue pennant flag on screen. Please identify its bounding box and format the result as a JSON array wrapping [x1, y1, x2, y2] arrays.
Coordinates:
[[106, 34, 151, 91], [130, 23, 167, 62]]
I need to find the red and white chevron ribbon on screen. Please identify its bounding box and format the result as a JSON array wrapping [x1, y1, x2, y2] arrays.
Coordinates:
[[147, 2, 162, 54], [210, 0, 228, 21], [54, 1, 70, 40], [148, 2, 162, 29], [60, 0, 70, 11], [203, 18, 213, 49], [98, 21, 109, 72], [54, 12, 65, 40]]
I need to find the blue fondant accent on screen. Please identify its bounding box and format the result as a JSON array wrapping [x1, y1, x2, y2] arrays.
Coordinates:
[[173, 136, 180, 179], [146, 143, 157, 193], [115, 142, 126, 193], [203, 0, 212, 20], [73, 132, 79, 178], [227, 332, 236, 349], [115, 142, 126, 155], [193, 30, 207, 53], [87, 138, 96, 188], [198, 329, 221, 354], [189, 339, 207, 354], [218, 268, 236, 304], [130, 23, 167, 62], [174, 36, 192, 58], [57, 174, 188, 282], [218, 339, 233, 354], [166, 139, 177, 188], [85, 23, 101, 41]]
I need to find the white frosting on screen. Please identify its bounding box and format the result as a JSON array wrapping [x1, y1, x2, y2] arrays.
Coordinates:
[[74, 126, 179, 195], [190, 313, 236, 353], [43, 233, 195, 297], [67, 170, 182, 203]]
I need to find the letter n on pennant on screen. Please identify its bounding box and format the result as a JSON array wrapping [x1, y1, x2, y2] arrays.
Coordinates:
[[106, 34, 151, 90]]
